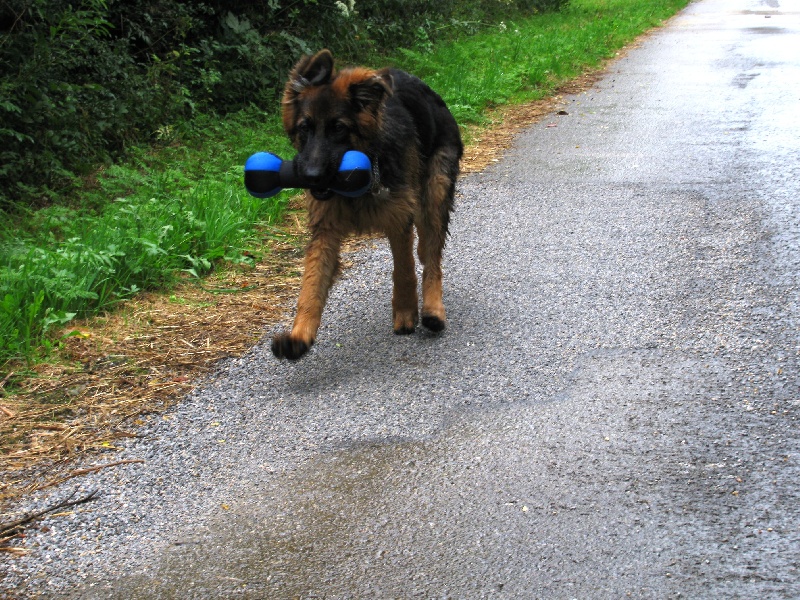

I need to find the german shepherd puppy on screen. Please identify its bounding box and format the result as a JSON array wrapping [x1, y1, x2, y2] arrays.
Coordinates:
[[272, 49, 463, 360]]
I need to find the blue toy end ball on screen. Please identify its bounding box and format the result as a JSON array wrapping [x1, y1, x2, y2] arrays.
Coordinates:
[[335, 150, 372, 198], [339, 150, 371, 173], [244, 152, 283, 198]]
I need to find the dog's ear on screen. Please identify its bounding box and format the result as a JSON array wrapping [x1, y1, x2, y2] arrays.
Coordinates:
[[283, 50, 335, 133], [349, 69, 393, 115], [290, 49, 334, 91]]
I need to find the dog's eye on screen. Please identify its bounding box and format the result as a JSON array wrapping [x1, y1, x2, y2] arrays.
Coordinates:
[[333, 121, 349, 138], [296, 120, 311, 137]]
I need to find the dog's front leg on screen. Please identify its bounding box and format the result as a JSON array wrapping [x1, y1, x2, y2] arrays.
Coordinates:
[[272, 229, 342, 360], [387, 223, 419, 334]]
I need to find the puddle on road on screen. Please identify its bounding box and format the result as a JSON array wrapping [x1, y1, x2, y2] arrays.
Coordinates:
[[744, 26, 788, 34]]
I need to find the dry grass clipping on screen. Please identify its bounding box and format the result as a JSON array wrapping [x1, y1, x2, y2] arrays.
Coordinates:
[[0, 68, 606, 508]]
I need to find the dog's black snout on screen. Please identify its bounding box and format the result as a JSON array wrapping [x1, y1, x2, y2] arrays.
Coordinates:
[[301, 165, 325, 185]]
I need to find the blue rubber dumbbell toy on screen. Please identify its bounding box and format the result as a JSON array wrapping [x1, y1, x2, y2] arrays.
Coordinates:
[[244, 150, 372, 199]]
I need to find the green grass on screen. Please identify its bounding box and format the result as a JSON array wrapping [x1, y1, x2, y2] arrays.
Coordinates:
[[0, 0, 689, 369], [395, 0, 689, 125], [0, 110, 294, 365]]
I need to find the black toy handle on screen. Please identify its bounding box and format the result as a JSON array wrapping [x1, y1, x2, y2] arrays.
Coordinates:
[[244, 151, 372, 199]]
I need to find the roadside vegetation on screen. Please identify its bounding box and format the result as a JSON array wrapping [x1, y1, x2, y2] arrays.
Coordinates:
[[0, 0, 689, 501]]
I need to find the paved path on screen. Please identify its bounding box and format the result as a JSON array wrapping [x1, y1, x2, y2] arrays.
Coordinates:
[[3, 0, 799, 597]]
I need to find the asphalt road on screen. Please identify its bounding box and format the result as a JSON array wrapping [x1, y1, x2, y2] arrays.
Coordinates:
[[3, 0, 800, 597]]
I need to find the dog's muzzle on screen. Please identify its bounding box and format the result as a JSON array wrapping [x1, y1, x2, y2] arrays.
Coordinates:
[[310, 188, 336, 200]]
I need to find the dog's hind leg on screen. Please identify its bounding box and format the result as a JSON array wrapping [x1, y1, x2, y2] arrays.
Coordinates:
[[387, 219, 419, 334], [417, 148, 458, 333], [272, 229, 342, 360], [417, 222, 446, 332]]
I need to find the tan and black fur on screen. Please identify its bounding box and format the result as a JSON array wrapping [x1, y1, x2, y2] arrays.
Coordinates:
[[272, 49, 463, 360]]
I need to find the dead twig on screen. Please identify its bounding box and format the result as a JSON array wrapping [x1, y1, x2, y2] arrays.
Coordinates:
[[0, 488, 101, 538], [34, 459, 145, 492], [0, 371, 13, 390]]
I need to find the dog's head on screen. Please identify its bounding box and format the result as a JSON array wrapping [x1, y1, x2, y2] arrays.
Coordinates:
[[282, 49, 392, 200]]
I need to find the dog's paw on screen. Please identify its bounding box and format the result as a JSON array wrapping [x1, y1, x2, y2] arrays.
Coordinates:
[[393, 323, 416, 335], [272, 333, 313, 361], [393, 309, 418, 335], [421, 314, 446, 333]]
